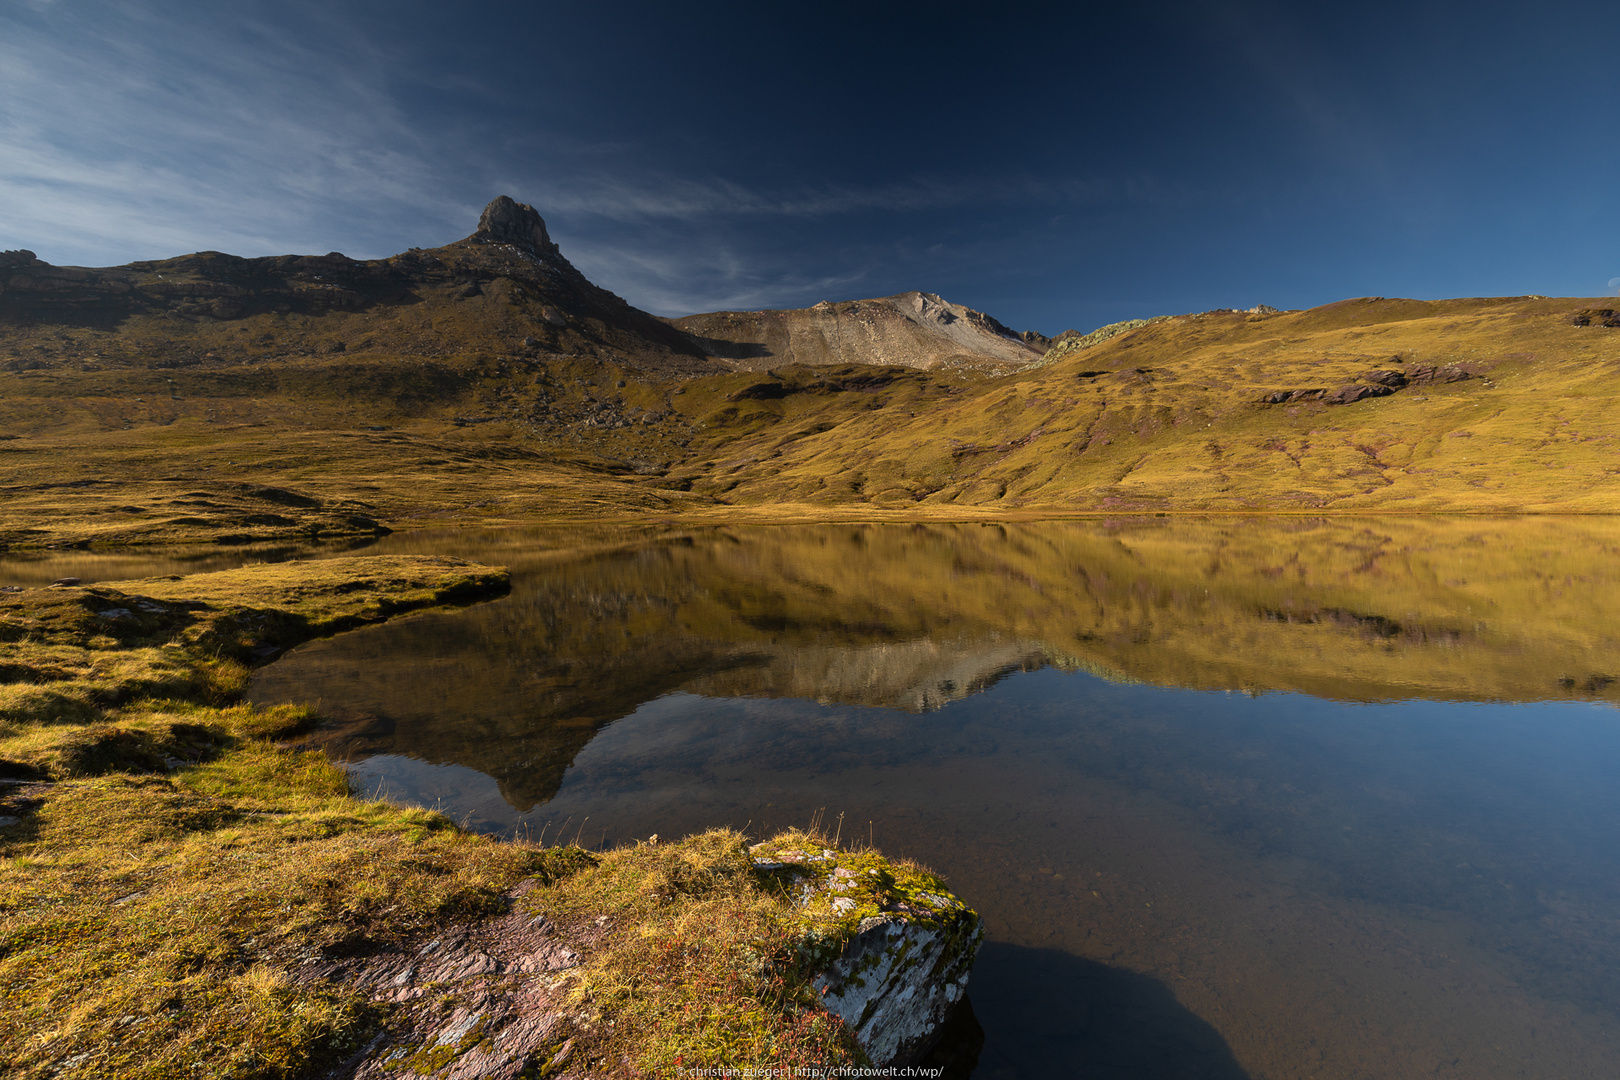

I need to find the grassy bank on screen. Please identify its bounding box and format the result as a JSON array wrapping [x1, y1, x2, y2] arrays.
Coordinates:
[[0, 556, 534, 1077], [0, 556, 954, 1078]]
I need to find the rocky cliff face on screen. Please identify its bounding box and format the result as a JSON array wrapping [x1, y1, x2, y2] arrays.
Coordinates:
[[672, 291, 1048, 373]]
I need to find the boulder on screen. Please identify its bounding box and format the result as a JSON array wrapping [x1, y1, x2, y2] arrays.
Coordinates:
[[1406, 363, 1474, 386], [813, 912, 981, 1065], [1260, 388, 1326, 404], [1569, 308, 1615, 327]]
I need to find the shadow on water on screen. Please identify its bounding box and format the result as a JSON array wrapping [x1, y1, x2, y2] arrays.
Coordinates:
[[965, 943, 1252, 1080]]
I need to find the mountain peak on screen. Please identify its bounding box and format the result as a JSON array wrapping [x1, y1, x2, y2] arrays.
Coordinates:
[[474, 195, 554, 254]]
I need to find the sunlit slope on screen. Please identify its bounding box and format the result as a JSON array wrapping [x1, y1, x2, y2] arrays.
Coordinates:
[[679, 297, 1620, 511]]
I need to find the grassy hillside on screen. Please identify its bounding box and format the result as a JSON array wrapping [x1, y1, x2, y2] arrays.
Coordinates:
[[686, 297, 1620, 512], [5, 201, 1620, 537]]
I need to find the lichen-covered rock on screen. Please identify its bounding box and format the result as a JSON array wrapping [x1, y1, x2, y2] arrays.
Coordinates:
[[749, 841, 984, 1067], [812, 910, 980, 1066]]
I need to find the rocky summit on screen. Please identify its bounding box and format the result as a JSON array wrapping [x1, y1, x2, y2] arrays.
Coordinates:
[[673, 290, 1049, 374], [0, 196, 717, 380], [474, 195, 557, 255]]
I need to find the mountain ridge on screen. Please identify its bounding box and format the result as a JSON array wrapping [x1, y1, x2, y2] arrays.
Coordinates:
[[2, 196, 1619, 548]]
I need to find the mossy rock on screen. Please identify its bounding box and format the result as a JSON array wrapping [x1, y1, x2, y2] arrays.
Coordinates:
[[748, 834, 984, 1066]]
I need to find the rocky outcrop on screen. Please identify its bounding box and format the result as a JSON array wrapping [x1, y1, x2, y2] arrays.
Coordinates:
[[1405, 362, 1476, 386], [310, 884, 588, 1080], [1322, 382, 1395, 405], [1261, 362, 1474, 405], [671, 291, 1046, 373], [751, 841, 984, 1067], [1033, 316, 1169, 369], [474, 196, 557, 256], [310, 838, 982, 1078], [1569, 307, 1620, 327]]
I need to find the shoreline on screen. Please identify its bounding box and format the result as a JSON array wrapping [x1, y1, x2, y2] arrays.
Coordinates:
[[0, 555, 981, 1078]]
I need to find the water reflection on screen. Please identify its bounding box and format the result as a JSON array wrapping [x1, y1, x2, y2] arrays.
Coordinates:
[[12, 518, 1620, 1077], [246, 517, 1620, 811]]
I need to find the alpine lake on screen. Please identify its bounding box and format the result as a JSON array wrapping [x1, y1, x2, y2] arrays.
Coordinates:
[[9, 516, 1620, 1080]]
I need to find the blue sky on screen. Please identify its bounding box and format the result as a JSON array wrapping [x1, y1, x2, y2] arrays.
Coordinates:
[[2, 0, 1616, 334]]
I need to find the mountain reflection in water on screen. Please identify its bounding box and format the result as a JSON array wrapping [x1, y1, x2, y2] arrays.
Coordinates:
[[33, 516, 1618, 1080], [248, 517, 1620, 811]]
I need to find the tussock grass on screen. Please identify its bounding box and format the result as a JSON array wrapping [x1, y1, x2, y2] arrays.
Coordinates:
[[0, 763, 547, 1079], [0, 555, 531, 1078]]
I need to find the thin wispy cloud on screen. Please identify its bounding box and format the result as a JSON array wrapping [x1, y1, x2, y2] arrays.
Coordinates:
[[531, 171, 1118, 224], [0, 3, 464, 263], [569, 239, 879, 316], [0, 0, 1125, 311]]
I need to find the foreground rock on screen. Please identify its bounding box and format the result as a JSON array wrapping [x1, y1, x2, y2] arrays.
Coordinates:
[[320, 833, 982, 1077], [750, 839, 984, 1067]]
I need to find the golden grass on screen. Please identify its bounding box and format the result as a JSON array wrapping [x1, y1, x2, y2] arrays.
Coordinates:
[[0, 555, 934, 1078], [0, 752, 550, 1079], [528, 826, 972, 1074], [691, 297, 1620, 512], [0, 556, 532, 1078], [6, 294, 1614, 549]]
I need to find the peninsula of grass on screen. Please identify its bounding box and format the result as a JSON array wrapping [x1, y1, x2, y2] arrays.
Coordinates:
[[0, 556, 962, 1078]]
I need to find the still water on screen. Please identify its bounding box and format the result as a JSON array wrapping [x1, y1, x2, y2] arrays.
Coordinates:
[[12, 518, 1620, 1078]]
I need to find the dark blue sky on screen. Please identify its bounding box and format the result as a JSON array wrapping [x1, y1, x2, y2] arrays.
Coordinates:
[[3, 0, 1616, 333]]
